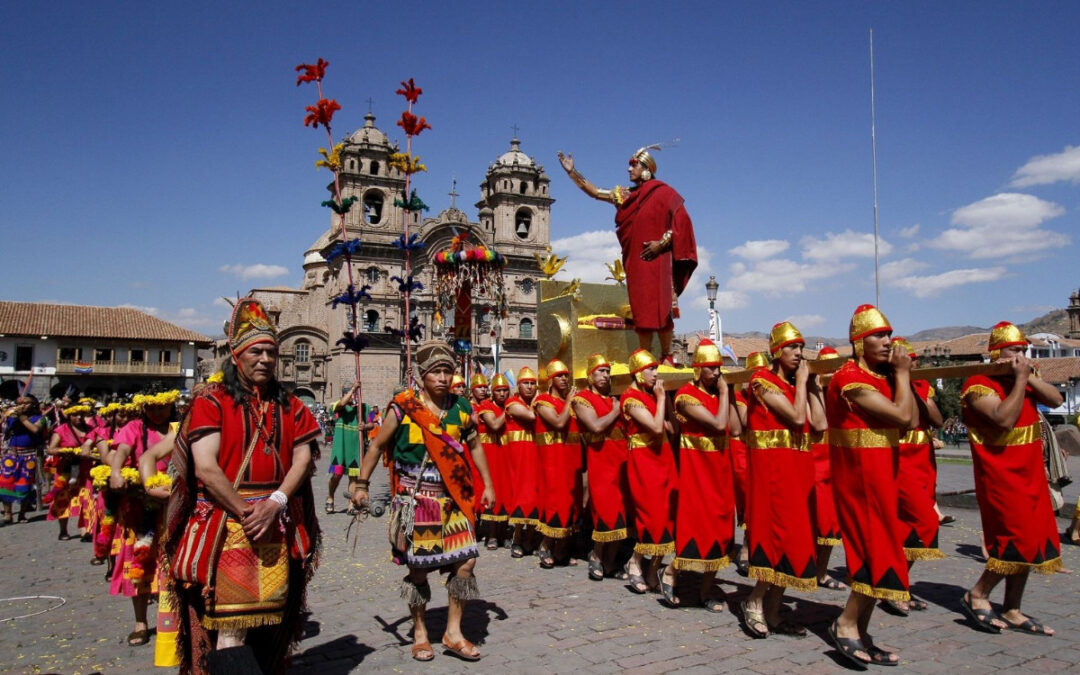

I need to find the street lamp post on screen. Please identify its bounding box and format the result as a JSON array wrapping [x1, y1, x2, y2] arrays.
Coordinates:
[[705, 275, 721, 351]]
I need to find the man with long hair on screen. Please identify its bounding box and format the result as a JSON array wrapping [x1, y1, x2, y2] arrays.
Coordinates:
[[166, 298, 321, 673]]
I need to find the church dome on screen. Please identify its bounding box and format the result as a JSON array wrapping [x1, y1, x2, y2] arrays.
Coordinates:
[[349, 112, 391, 148], [303, 250, 325, 267], [496, 138, 534, 168]]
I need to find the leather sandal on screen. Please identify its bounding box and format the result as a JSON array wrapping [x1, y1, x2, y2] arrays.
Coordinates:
[[659, 565, 679, 608], [625, 562, 648, 594], [818, 576, 848, 591], [324, 497, 334, 514], [411, 641, 434, 662], [740, 600, 768, 639], [701, 594, 726, 613], [127, 629, 151, 646], [442, 636, 481, 661], [1004, 616, 1053, 636], [960, 593, 1005, 634], [587, 556, 604, 581], [828, 620, 869, 670], [510, 544, 525, 559]]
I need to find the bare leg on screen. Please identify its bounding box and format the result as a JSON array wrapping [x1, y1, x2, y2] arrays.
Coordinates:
[[658, 327, 674, 357], [1000, 570, 1053, 634], [445, 559, 481, 657], [744, 579, 771, 635], [636, 330, 655, 353], [326, 472, 342, 510], [57, 516, 70, 538], [217, 628, 247, 649], [834, 592, 874, 662], [405, 568, 433, 659], [966, 569, 1009, 630], [815, 543, 845, 587]]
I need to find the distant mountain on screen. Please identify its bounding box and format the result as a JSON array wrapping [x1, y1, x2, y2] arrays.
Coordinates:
[[1020, 309, 1071, 336], [906, 325, 987, 342]]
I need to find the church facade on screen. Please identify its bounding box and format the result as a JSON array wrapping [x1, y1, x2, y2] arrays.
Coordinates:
[[237, 113, 553, 408]]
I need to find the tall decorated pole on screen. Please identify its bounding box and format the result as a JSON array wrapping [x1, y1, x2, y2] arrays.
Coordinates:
[[295, 59, 370, 410], [387, 79, 431, 388]]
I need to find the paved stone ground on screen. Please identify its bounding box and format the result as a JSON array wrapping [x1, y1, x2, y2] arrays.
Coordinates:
[[1, 446, 1078, 674]]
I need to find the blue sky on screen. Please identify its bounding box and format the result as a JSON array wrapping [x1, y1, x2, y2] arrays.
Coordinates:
[[2, 2, 1078, 341]]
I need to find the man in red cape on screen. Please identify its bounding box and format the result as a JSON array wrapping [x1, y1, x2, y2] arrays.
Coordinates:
[[559, 146, 697, 365]]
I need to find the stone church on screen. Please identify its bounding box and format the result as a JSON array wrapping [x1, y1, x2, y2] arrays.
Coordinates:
[[238, 113, 553, 408]]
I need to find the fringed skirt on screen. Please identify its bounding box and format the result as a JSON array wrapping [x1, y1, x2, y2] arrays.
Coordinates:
[[393, 463, 478, 570]]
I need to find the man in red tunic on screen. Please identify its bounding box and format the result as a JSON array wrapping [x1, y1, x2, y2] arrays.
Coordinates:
[[959, 321, 1063, 636], [621, 349, 678, 594], [166, 298, 321, 674], [742, 323, 825, 638], [733, 350, 769, 576], [668, 339, 737, 612], [572, 353, 630, 581], [475, 374, 509, 549], [504, 367, 540, 557], [826, 305, 913, 667], [558, 147, 697, 365], [889, 338, 947, 615], [534, 359, 581, 568]]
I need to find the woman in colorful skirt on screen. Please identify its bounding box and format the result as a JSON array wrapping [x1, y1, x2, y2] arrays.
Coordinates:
[[326, 381, 370, 514], [88, 402, 128, 568], [535, 359, 582, 568], [741, 322, 824, 638], [667, 339, 736, 611], [890, 338, 947, 614], [108, 390, 178, 647], [45, 403, 93, 540], [138, 426, 181, 668], [621, 348, 677, 594], [826, 305, 913, 667], [572, 353, 630, 581], [352, 340, 495, 662], [1, 395, 46, 524], [810, 346, 845, 591]]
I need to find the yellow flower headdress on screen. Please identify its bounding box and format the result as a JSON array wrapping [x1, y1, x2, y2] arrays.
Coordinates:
[[63, 404, 92, 416], [133, 390, 180, 408]]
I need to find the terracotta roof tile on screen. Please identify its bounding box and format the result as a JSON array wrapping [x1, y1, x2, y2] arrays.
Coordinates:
[[0, 301, 213, 344], [1033, 357, 1080, 385]]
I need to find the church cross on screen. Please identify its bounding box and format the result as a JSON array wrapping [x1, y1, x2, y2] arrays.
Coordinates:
[[448, 177, 459, 209]]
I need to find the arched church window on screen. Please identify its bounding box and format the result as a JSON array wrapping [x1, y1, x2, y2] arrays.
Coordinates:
[[364, 309, 379, 332], [370, 160, 380, 176], [363, 190, 384, 225], [520, 181, 529, 194], [515, 208, 532, 239], [519, 318, 534, 339]]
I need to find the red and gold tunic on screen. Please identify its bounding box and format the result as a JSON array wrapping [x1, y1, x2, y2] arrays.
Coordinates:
[[961, 375, 1062, 575], [573, 389, 629, 542], [475, 399, 507, 522], [745, 368, 816, 590], [535, 392, 583, 539], [729, 390, 749, 525], [827, 360, 909, 601], [503, 394, 539, 526], [620, 386, 676, 556], [672, 382, 733, 572], [897, 380, 945, 561]]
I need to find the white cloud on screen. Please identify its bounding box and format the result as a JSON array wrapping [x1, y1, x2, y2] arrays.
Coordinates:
[[727, 258, 854, 295], [784, 314, 826, 330], [801, 230, 892, 261], [929, 193, 1068, 259], [898, 224, 920, 238], [219, 263, 290, 280], [888, 266, 1008, 298], [728, 239, 789, 261], [1009, 145, 1080, 188], [550, 230, 623, 283], [119, 303, 158, 315], [878, 258, 930, 283]]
